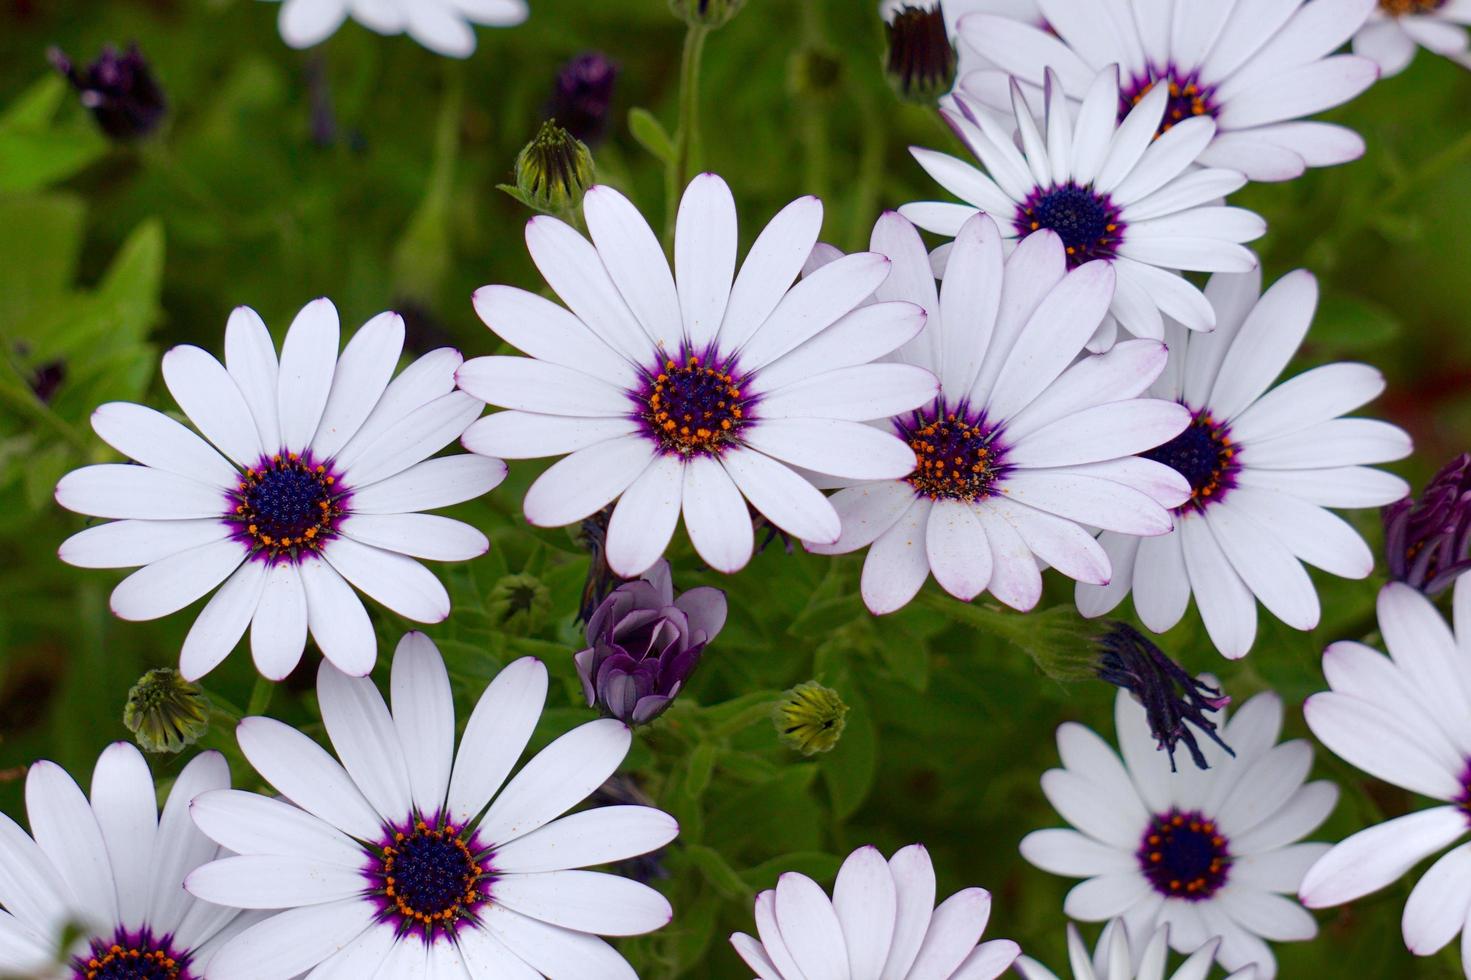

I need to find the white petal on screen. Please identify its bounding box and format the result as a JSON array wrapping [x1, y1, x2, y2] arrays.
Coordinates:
[[974, 502, 1043, 611], [832, 846, 898, 980], [479, 905, 640, 979], [186, 854, 363, 908], [278, 0, 349, 47], [1006, 400, 1190, 469], [317, 661, 413, 823], [1180, 514, 1258, 659], [743, 418, 918, 481], [1240, 418, 1412, 469], [1205, 501, 1320, 631], [470, 286, 635, 390], [861, 498, 935, 614], [147, 750, 230, 937], [1208, 270, 1318, 420], [881, 844, 938, 980], [719, 196, 825, 353], [180, 561, 267, 681], [771, 873, 849, 980], [189, 789, 365, 867], [758, 364, 938, 423], [1300, 807, 1467, 908], [200, 898, 375, 978], [311, 311, 405, 460], [1064, 874, 1153, 922], [162, 344, 264, 466], [491, 869, 671, 937], [525, 216, 653, 364], [721, 447, 842, 544], [1403, 842, 1471, 955], [907, 888, 993, 980], [992, 498, 1111, 585], [349, 455, 507, 514], [676, 173, 738, 351], [277, 298, 340, 452], [1020, 828, 1137, 877], [60, 518, 231, 570], [390, 633, 455, 819], [341, 513, 488, 562], [604, 454, 683, 577], [26, 761, 118, 930], [478, 719, 631, 847], [492, 806, 678, 875], [109, 539, 245, 622], [584, 185, 683, 350], [737, 253, 891, 372], [521, 435, 655, 527], [1228, 362, 1386, 444], [807, 481, 914, 555], [751, 301, 927, 394], [250, 561, 308, 681], [683, 455, 754, 573], [89, 743, 157, 932], [91, 402, 238, 489], [999, 471, 1173, 537], [339, 391, 484, 488], [56, 464, 229, 521], [298, 559, 376, 677], [322, 537, 450, 623], [926, 498, 994, 602], [1303, 693, 1460, 799], [333, 348, 462, 468], [235, 715, 383, 841], [446, 657, 548, 825]]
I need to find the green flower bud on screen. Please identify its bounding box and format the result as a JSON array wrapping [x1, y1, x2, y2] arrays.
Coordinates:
[[669, 0, 745, 29], [503, 120, 595, 218], [487, 573, 553, 634], [123, 668, 210, 754], [884, 3, 958, 106], [773, 681, 848, 756]]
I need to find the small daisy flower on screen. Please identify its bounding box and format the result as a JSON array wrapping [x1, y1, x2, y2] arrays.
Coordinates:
[[900, 70, 1265, 347], [264, 0, 529, 58], [185, 632, 677, 979], [956, 0, 1380, 183], [808, 211, 1192, 615], [729, 842, 1020, 980], [56, 299, 505, 682], [457, 173, 938, 578], [1016, 919, 1258, 980], [1021, 689, 1336, 979], [1355, 1, 1471, 78], [1075, 269, 1412, 659], [1301, 578, 1471, 974], [0, 743, 248, 979]]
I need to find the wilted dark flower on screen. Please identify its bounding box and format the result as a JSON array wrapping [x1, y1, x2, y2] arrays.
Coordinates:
[[48, 43, 166, 142], [486, 573, 551, 634], [1095, 623, 1233, 772], [575, 560, 726, 725], [505, 119, 595, 217], [1384, 453, 1471, 595], [548, 52, 618, 145], [773, 681, 848, 755], [575, 506, 620, 624], [123, 668, 210, 754], [29, 360, 64, 403], [884, 3, 957, 105]]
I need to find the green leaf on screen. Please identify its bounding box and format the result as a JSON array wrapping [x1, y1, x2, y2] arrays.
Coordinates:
[[1312, 293, 1402, 355], [739, 851, 843, 891], [629, 108, 675, 165], [0, 77, 107, 192], [685, 741, 718, 800], [684, 843, 753, 900], [820, 677, 876, 819]]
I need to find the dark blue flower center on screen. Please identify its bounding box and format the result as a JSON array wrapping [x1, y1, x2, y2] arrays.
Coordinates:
[[1014, 183, 1124, 266], [1138, 809, 1232, 900], [229, 453, 346, 560], [377, 821, 485, 935], [1120, 68, 1217, 137], [1140, 410, 1237, 512], [639, 353, 749, 457], [74, 931, 189, 980], [898, 404, 1007, 501]]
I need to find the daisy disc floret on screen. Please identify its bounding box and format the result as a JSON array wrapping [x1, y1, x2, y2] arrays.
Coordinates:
[[1301, 578, 1471, 974], [730, 842, 1020, 979], [1016, 919, 1259, 980], [1354, 0, 1471, 78], [1021, 689, 1336, 979], [457, 173, 939, 578], [55, 299, 505, 682], [956, 0, 1380, 182], [808, 211, 1192, 615], [1075, 269, 1413, 659], [184, 633, 677, 979], [901, 68, 1265, 347], [0, 744, 244, 980], [265, 0, 529, 58]]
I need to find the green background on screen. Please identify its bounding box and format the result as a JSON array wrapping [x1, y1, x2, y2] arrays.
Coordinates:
[[2, 0, 1470, 975]]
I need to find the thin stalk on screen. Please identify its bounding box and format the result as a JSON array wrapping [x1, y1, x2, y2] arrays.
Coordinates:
[[666, 23, 710, 243], [246, 675, 274, 717]]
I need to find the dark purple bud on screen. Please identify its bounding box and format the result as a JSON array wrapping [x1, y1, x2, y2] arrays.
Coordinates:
[[1383, 453, 1471, 596], [29, 360, 64, 404], [48, 43, 166, 142], [1095, 623, 1233, 773], [575, 559, 727, 726], [883, 3, 957, 105], [547, 52, 618, 146]]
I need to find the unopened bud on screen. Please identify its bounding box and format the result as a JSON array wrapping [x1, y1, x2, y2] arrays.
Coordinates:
[[123, 668, 210, 754], [773, 681, 848, 756], [503, 120, 595, 217], [883, 2, 957, 105], [486, 573, 552, 634]]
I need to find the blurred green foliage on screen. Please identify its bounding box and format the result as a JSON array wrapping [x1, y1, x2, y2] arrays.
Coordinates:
[[2, 0, 1470, 976]]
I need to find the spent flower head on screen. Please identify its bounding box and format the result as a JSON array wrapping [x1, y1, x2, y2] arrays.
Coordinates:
[[1383, 452, 1471, 595], [48, 42, 166, 141], [123, 667, 211, 754], [548, 52, 619, 145]]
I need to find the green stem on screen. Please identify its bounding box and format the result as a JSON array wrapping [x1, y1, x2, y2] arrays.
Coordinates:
[[246, 676, 274, 717], [0, 336, 90, 453], [666, 23, 710, 243]]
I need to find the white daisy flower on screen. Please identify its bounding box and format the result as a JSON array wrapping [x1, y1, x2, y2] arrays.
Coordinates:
[[264, 0, 529, 58], [1300, 578, 1471, 975], [1021, 689, 1337, 980], [457, 173, 938, 578], [900, 70, 1265, 347], [0, 743, 250, 979], [56, 299, 505, 682], [729, 842, 1020, 980], [1016, 919, 1258, 980], [1354, 0, 1471, 77], [956, 0, 1381, 183], [185, 632, 677, 979], [1075, 269, 1412, 659], [807, 211, 1191, 615]]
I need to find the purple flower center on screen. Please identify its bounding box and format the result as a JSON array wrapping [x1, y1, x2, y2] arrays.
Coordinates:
[[369, 820, 488, 939], [74, 929, 191, 980], [637, 352, 750, 457], [227, 452, 347, 561], [898, 403, 1008, 501], [1138, 809, 1232, 900], [1120, 68, 1218, 137], [1014, 183, 1124, 267], [1141, 409, 1238, 512]]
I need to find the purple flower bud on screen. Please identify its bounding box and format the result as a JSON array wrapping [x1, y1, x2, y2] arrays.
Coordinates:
[[48, 43, 166, 142], [547, 52, 618, 146], [1384, 453, 1471, 595], [575, 560, 727, 726], [1095, 623, 1233, 772]]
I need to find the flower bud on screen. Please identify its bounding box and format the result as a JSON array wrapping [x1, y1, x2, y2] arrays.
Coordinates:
[[883, 2, 957, 105], [548, 52, 618, 146], [506, 120, 595, 217], [1383, 453, 1471, 595], [670, 0, 745, 29], [49, 43, 166, 141], [575, 560, 727, 725], [773, 681, 848, 756], [486, 573, 552, 634], [1095, 624, 1232, 772], [123, 668, 210, 754]]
